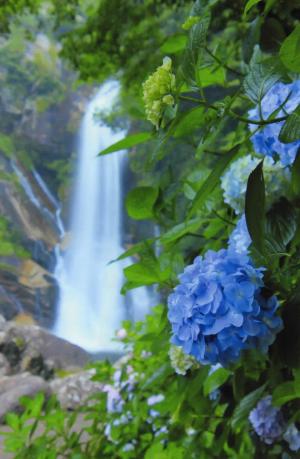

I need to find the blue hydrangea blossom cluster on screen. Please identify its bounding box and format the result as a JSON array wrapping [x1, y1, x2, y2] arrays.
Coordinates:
[[221, 155, 290, 214], [228, 214, 251, 255], [249, 395, 284, 444], [167, 249, 282, 366], [248, 80, 300, 166], [284, 423, 300, 452]]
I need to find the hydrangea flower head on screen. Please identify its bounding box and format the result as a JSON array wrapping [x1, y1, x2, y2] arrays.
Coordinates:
[[228, 214, 251, 254], [167, 249, 282, 366], [169, 344, 199, 375], [142, 57, 176, 129], [248, 80, 300, 165], [249, 395, 284, 444], [284, 423, 300, 452], [221, 155, 290, 214]]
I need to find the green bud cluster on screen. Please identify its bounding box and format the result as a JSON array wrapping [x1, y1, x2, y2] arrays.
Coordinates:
[[169, 345, 199, 376], [142, 57, 176, 129]]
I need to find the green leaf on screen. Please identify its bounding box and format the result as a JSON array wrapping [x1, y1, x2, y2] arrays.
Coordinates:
[[243, 47, 281, 103], [243, 0, 262, 17], [280, 25, 300, 73], [245, 160, 265, 254], [279, 105, 300, 143], [291, 152, 300, 196], [126, 186, 158, 220], [197, 65, 225, 88], [160, 217, 203, 245], [98, 132, 153, 156], [160, 34, 187, 54], [273, 381, 300, 406], [203, 368, 231, 396], [173, 106, 205, 138], [123, 259, 169, 287], [181, 15, 210, 83], [231, 384, 266, 431], [188, 145, 240, 218], [266, 198, 297, 249]]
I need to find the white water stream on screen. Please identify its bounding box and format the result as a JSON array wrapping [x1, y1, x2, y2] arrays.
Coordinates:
[[53, 82, 151, 352]]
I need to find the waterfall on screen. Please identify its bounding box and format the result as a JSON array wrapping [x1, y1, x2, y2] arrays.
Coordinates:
[[54, 82, 150, 352]]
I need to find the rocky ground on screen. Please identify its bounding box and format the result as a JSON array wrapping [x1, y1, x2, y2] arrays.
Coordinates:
[[0, 315, 108, 457]]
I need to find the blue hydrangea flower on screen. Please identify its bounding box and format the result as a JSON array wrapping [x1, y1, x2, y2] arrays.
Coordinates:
[[221, 155, 290, 214], [228, 214, 251, 254], [249, 395, 284, 444], [167, 249, 282, 366], [284, 423, 300, 452], [248, 80, 300, 166]]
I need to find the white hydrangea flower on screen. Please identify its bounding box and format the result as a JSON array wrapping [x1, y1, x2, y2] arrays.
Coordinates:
[[221, 155, 290, 214]]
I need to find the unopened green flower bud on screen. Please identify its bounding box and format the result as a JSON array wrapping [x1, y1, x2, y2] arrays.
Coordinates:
[[142, 57, 176, 129]]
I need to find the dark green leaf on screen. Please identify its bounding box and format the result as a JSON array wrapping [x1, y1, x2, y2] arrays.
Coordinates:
[[279, 105, 300, 143], [245, 160, 265, 254], [273, 381, 300, 406], [280, 25, 300, 73], [188, 145, 240, 218], [231, 384, 266, 431], [126, 186, 158, 220], [266, 198, 297, 248], [98, 132, 153, 156], [292, 151, 300, 196], [243, 0, 262, 17], [203, 368, 231, 396]]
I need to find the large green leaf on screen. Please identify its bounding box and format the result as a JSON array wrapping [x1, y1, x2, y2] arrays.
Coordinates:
[[273, 381, 300, 406], [245, 160, 265, 254], [98, 132, 153, 156], [279, 105, 300, 143], [160, 34, 187, 54], [291, 152, 300, 196], [243, 47, 281, 103], [231, 384, 266, 431], [160, 217, 203, 245], [188, 145, 240, 218], [203, 368, 231, 397], [126, 186, 158, 220], [181, 15, 210, 83], [243, 0, 262, 17], [266, 198, 297, 249], [280, 25, 300, 73]]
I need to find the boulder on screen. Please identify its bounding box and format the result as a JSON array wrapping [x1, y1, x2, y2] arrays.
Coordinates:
[[0, 374, 49, 422], [2, 321, 90, 371]]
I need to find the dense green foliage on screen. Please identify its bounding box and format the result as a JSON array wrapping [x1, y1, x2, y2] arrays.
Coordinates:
[[2, 0, 300, 458]]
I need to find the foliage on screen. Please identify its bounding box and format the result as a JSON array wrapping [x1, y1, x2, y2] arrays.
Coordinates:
[[3, 0, 300, 458]]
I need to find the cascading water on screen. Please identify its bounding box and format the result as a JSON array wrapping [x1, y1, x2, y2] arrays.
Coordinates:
[[54, 82, 150, 352]]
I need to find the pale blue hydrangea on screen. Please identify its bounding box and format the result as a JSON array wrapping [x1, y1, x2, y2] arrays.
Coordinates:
[[249, 395, 284, 444], [284, 424, 300, 452], [167, 249, 282, 367], [248, 80, 300, 166], [228, 214, 251, 254], [221, 155, 290, 214]]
